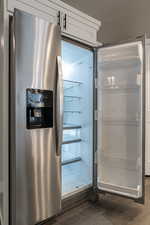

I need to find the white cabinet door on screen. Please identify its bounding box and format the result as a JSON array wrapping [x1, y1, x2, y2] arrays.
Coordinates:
[[7, 0, 59, 24], [61, 11, 99, 45], [145, 40, 150, 175], [97, 40, 145, 202]]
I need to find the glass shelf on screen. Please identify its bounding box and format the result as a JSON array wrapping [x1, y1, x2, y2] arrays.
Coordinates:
[[64, 95, 81, 102], [63, 129, 81, 144], [62, 139, 82, 145], [63, 113, 81, 126], [64, 110, 81, 113], [63, 124, 82, 130], [64, 100, 81, 112], [61, 142, 81, 162], [62, 157, 82, 166], [63, 80, 82, 126], [64, 80, 82, 90]]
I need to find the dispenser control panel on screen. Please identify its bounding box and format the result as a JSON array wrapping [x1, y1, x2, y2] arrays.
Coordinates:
[[26, 89, 53, 129]]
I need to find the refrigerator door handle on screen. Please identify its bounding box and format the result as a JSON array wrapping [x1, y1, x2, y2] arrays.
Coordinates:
[[56, 56, 64, 156]]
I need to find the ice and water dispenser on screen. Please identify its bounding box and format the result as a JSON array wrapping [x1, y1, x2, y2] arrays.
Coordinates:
[[26, 89, 53, 129]]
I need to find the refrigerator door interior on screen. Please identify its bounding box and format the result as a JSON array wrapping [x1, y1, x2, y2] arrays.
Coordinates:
[[10, 9, 62, 225], [97, 40, 145, 201]]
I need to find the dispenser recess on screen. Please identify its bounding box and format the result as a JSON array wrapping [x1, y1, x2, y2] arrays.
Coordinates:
[[26, 89, 53, 129]]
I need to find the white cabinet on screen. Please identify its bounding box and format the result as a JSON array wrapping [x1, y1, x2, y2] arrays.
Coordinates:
[[7, 0, 101, 45], [62, 11, 98, 44], [7, 0, 59, 24], [145, 39, 150, 175]]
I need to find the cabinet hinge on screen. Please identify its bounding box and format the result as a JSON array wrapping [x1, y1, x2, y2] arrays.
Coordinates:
[[63, 13, 67, 30], [95, 78, 98, 88], [94, 110, 98, 120], [57, 11, 61, 26]]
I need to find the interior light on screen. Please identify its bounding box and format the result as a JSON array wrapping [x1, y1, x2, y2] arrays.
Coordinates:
[[62, 61, 74, 78]]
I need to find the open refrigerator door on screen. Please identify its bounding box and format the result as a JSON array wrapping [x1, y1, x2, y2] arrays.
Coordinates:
[[96, 39, 145, 202]]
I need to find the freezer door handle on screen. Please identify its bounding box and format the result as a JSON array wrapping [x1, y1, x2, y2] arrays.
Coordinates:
[[56, 56, 64, 156]]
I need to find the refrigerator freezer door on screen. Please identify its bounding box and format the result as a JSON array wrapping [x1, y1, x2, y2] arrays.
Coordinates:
[[97, 41, 145, 201], [10, 9, 62, 225]]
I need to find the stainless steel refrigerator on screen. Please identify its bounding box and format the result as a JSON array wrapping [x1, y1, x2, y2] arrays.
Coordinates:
[[9, 8, 146, 225], [10, 9, 63, 225]]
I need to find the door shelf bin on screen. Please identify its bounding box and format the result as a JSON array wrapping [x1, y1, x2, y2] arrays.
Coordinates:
[[102, 85, 140, 91], [97, 182, 140, 198]]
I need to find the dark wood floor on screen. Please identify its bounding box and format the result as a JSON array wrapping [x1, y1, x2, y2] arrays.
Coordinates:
[[50, 178, 150, 225]]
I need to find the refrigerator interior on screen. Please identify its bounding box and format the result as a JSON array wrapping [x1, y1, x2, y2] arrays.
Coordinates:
[[61, 40, 93, 197], [97, 42, 143, 198]]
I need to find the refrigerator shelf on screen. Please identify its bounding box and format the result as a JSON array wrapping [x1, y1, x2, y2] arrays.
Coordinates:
[[63, 125, 82, 130], [64, 110, 81, 113], [64, 79, 82, 90], [62, 157, 82, 166], [64, 96, 81, 102], [63, 130, 80, 141], [64, 79, 82, 84], [64, 95, 81, 98], [62, 138, 82, 145]]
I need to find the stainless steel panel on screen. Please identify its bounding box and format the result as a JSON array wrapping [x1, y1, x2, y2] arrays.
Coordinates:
[[10, 10, 61, 225]]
